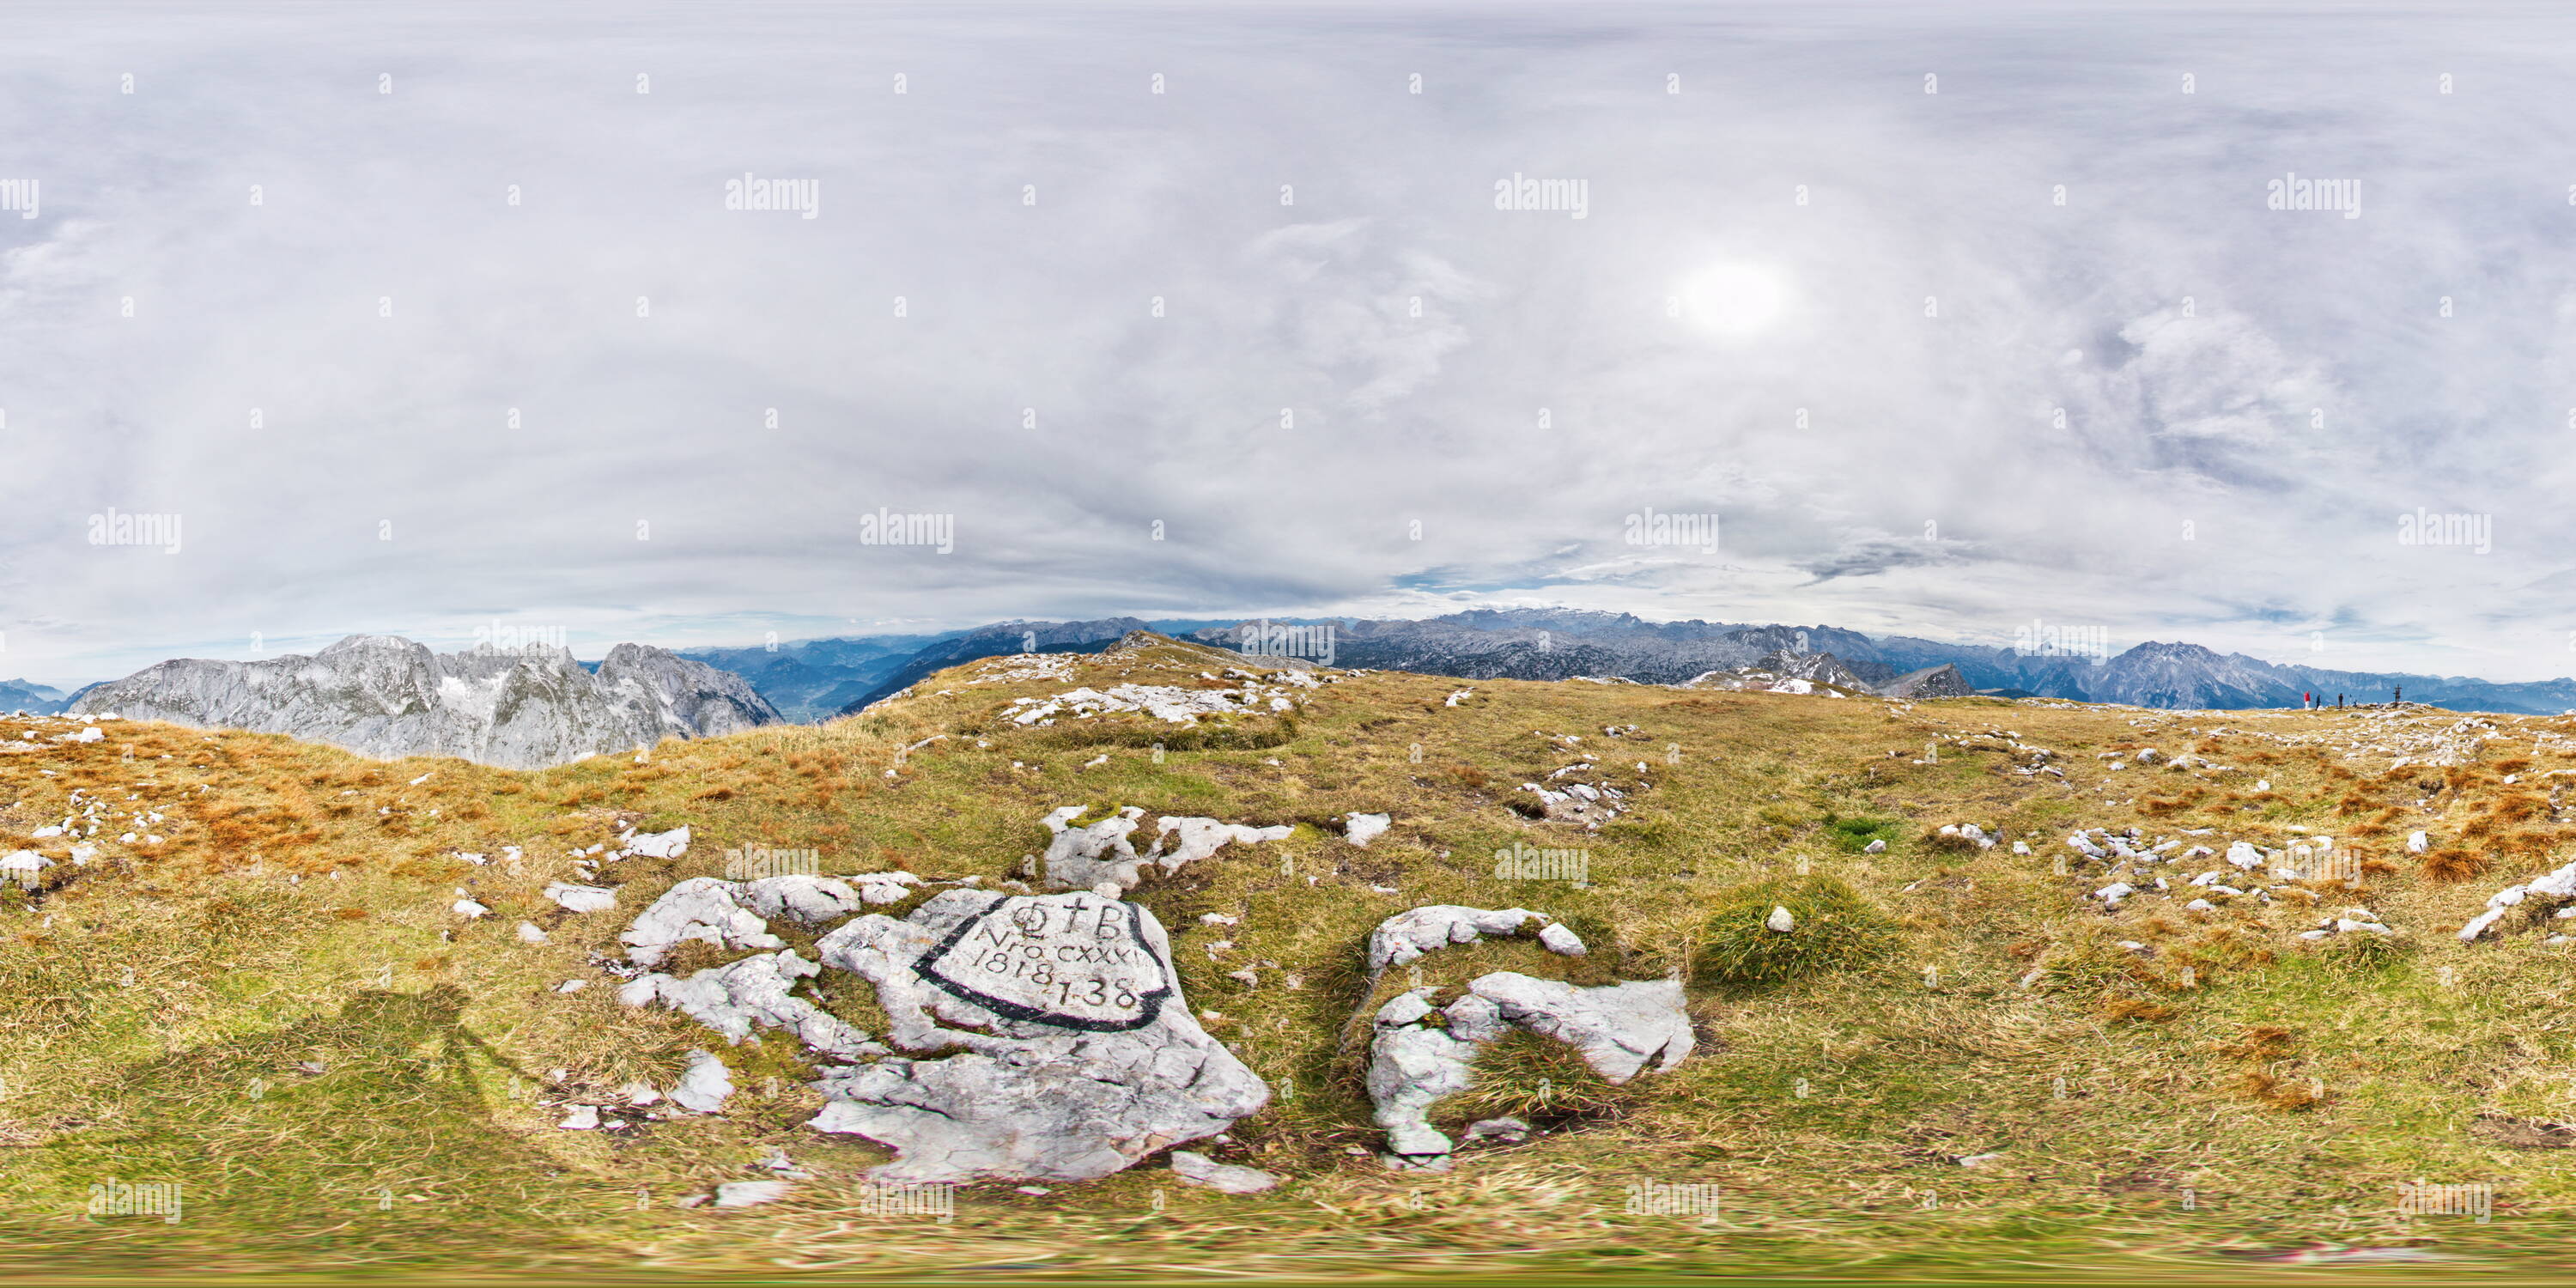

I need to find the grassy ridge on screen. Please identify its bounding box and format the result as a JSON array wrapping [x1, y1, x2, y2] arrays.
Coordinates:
[[4, 638, 2576, 1280]]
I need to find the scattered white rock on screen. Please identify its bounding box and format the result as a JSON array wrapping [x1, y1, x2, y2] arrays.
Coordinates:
[[1765, 906, 1795, 933], [1037, 807, 1292, 893], [1538, 922, 1588, 956], [2459, 907, 2507, 942], [558, 1104, 601, 1130], [545, 882, 617, 914], [1010, 681, 1294, 727], [714, 1180, 791, 1208], [626, 826, 691, 860], [1344, 813, 1392, 848], [453, 898, 491, 919], [1367, 906, 1552, 975], [516, 921, 550, 944], [1170, 1150, 1279, 1194], [669, 1049, 735, 1114]]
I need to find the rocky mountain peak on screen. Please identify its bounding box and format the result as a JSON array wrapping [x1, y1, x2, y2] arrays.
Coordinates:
[[69, 635, 782, 769]]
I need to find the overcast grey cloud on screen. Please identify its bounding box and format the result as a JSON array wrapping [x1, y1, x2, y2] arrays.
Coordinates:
[[5, 2, 2574, 688]]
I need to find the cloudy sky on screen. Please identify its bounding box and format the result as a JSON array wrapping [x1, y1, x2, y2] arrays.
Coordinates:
[[3, 1, 2571, 688]]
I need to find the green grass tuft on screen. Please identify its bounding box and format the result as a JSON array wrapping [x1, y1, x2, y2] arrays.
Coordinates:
[[1694, 874, 1900, 988]]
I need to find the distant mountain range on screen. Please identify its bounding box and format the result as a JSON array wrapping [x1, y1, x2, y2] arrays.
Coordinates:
[[52, 610, 2576, 763], [749, 609, 2576, 718], [674, 634, 952, 722], [0, 678, 70, 715], [68, 635, 783, 769]]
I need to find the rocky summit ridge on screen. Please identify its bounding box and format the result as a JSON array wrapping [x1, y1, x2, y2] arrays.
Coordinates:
[[65, 635, 781, 769]]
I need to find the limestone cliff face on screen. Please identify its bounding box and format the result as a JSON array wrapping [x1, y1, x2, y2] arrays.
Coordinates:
[[68, 635, 781, 769]]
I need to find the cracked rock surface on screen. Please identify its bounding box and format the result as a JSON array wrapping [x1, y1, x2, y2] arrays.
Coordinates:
[[744, 874, 869, 925], [1367, 972, 1692, 1167], [621, 877, 785, 967], [618, 949, 882, 1060]]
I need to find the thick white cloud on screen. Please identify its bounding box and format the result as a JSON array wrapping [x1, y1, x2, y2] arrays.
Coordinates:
[[1, 4, 2569, 687]]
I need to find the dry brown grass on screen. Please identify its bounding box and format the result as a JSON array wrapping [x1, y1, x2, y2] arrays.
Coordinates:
[[2423, 847, 2492, 882]]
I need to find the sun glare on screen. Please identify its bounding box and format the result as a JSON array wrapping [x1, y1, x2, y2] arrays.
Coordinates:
[[1680, 262, 1788, 337]]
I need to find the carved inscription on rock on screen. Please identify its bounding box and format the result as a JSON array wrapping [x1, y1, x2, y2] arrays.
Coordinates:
[[915, 892, 1172, 1030]]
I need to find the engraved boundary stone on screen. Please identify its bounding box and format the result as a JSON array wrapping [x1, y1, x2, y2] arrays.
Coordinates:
[[914, 894, 1174, 1032]]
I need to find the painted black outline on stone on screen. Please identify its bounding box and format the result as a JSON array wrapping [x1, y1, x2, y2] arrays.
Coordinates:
[[915, 895, 1172, 1032]]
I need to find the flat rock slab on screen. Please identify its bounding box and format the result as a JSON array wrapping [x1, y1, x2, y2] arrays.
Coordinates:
[[810, 890, 1268, 1184]]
